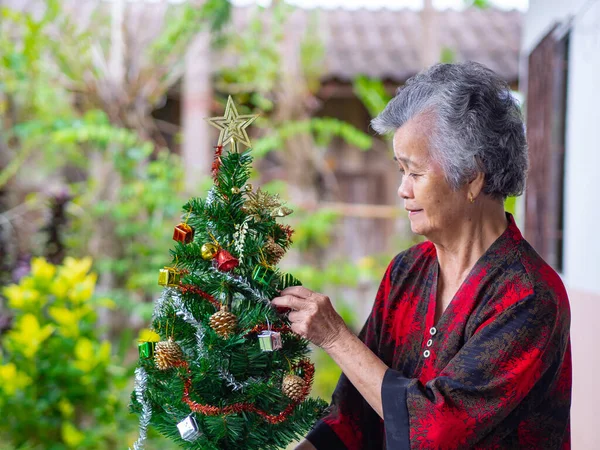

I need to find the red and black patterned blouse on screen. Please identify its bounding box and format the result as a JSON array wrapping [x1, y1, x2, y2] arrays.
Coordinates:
[[307, 214, 571, 449]]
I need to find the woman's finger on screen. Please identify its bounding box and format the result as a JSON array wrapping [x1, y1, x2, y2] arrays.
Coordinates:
[[280, 286, 313, 299], [271, 294, 308, 311]]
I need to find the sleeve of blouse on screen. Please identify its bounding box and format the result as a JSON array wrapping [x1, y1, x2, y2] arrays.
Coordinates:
[[381, 289, 570, 450], [306, 257, 397, 450]]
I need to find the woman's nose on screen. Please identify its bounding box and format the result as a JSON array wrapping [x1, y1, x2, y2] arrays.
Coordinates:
[[398, 177, 412, 199]]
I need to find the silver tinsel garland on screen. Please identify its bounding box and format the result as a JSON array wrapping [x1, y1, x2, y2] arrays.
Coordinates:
[[130, 367, 152, 450], [206, 187, 216, 206], [171, 291, 207, 359], [154, 288, 207, 360], [218, 367, 261, 392], [151, 287, 175, 322], [207, 266, 271, 306]]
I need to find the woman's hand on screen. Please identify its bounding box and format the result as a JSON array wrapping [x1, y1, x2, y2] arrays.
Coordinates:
[[274, 286, 388, 418], [271, 286, 349, 351]]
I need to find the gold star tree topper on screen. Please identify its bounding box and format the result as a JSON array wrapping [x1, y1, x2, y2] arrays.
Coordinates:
[[206, 96, 259, 151]]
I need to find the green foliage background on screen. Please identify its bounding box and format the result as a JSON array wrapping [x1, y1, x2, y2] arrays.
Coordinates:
[[0, 1, 392, 448], [0, 0, 505, 448]]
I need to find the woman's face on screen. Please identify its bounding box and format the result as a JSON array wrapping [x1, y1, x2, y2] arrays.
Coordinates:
[[393, 116, 469, 241]]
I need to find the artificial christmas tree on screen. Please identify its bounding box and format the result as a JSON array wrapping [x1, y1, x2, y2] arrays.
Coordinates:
[[130, 97, 327, 449]]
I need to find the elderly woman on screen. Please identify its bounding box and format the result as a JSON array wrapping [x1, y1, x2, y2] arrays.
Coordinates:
[[272, 62, 571, 449]]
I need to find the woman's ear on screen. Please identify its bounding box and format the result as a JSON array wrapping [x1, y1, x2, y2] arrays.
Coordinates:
[[468, 172, 485, 200]]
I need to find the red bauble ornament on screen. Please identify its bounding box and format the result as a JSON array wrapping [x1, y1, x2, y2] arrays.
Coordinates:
[[215, 249, 239, 272]]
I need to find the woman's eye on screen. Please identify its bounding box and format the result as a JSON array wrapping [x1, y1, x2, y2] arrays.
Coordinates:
[[398, 168, 422, 179], [398, 169, 420, 178]]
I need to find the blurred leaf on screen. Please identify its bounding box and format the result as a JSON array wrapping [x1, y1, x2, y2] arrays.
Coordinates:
[[353, 75, 392, 119], [440, 46, 457, 63], [465, 0, 490, 8], [505, 196, 517, 217], [253, 117, 372, 158]]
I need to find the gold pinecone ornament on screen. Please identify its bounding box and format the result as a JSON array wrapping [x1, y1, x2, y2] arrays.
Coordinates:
[[154, 337, 184, 370], [264, 237, 285, 265], [282, 374, 306, 401], [209, 306, 237, 338]]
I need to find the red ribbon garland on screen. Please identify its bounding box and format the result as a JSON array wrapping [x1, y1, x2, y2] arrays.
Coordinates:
[[179, 283, 220, 309], [174, 359, 314, 424], [212, 146, 223, 182]]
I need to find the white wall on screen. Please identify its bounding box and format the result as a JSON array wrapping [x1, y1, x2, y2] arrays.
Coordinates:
[[522, 0, 600, 294], [523, 3, 600, 448], [521, 0, 586, 52], [561, 3, 600, 294]]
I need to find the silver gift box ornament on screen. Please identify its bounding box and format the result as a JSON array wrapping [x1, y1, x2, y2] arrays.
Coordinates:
[[177, 414, 202, 442], [258, 330, 283, 351]]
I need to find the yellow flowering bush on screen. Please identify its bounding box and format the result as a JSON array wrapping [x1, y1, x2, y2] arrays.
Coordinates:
[[0, 257, 120, 449]]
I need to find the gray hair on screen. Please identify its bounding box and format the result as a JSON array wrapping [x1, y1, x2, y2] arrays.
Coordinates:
[[371, 61, 528, 199]]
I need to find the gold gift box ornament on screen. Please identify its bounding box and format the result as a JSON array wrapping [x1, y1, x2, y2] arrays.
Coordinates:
[[158, 266, 181, 287]]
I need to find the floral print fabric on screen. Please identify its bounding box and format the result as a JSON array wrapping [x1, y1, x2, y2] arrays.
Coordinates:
[[307, 214, 571, 450]]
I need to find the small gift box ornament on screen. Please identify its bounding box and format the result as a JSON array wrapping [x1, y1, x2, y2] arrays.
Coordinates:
[[258, 330, 282, 352], [177, 414, 202, 442], [173, 223, 195, 244], [158, 267, 181, 287], [138, 341, 156, 359]]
